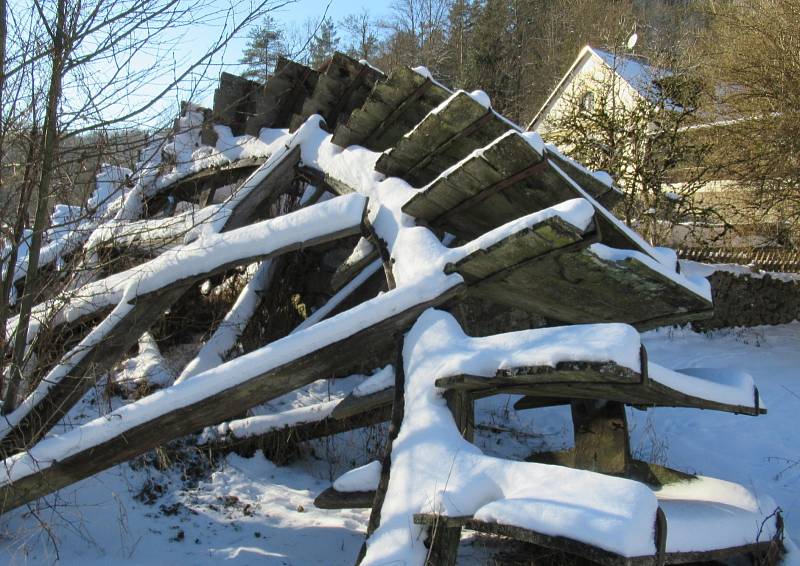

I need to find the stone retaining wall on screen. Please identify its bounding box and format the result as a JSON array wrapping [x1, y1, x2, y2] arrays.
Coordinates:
[[693, 271, 800, 330]]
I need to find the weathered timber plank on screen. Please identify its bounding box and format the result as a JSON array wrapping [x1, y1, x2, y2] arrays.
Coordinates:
[[0, 200, 369, 456], [144, 157, 266, 216], [447, 215, 592, 286], [296, 164, 357, 196], [375, 91, 517, 188], [0, 283, 465, 514], [315, 487, 375, 509], [434, 360, 642, 393], [401, 131, 646, 257], [290, 53, 385, 133], [330, 244, 379, 292], [456, 240, 712, 329], [547, 150, 623, 209], [413, 513, 657, 566], [207, 404, 391, 459], [0, 283, 191, 456], [414, 512, 778, 566], [332, 66, 451, 152], [330, 387, 394, 421], [221, 145, 301, 231], [246, 59, 319, 134], [508, 376, 762, 415]]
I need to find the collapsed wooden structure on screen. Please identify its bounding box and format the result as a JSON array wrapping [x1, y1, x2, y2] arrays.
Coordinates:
[[0, 52, 783, 565]]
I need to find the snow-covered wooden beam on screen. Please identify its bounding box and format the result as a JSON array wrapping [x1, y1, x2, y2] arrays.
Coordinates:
[[449, 216, 712, 328], [145, 156, 266, 216], [0, 280, 464, 514], [412, 512, 666, 566], [510, 365, 764, 416], [402, 130, 627, 244], [0, 195, 370, 456], [332, 66, 452, 152], [374, 90, 518, 188]]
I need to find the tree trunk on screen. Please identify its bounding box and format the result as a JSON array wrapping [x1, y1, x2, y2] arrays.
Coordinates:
[[4, 0, 68, 413]]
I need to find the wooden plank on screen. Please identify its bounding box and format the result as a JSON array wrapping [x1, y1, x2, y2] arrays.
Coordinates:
[[413, 514, 656, 566], [414, 511, 778, 566], [435, 360, 642, 393], [296, 164, 357, 196], [438, 349, 760, 415], [0, 283, 465, 514], [245, 59, 319, 134], [330, 387, 393, 421], [446, 215, 593, 286], [221, 146, 301, 232], [508, 375, 762, 415], [401, 130, 647, 258], [144, 157, 266, 216], [547, 150, 623, 209], [207, 404, 391, 463], [314, 487, 375, 509], [374, 91, 517, 188], [330, 245, 379, 292], [290, 53, 385, 133], [332, 66, 451, 152], [0, 198, 369, 456], [455, 238, 712, 329]]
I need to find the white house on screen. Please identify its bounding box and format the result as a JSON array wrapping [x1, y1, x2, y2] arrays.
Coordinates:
[[528, 45, 662, 135], [528, 45, 774, 248]]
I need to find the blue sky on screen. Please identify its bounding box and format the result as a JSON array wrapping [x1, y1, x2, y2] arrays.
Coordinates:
[[99, 0, 395, 128]]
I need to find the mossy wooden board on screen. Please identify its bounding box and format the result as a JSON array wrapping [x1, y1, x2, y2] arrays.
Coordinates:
[[447, 216, 591, 285], [290, 53, 385, 132], [454, 229, 710, 328], [245, 58, 318, 133], [374, 91, 518, 187], [402, 131, 647, 255], [333, 66, 451, 151]]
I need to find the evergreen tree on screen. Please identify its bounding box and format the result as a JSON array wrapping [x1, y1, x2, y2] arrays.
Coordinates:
[[240, 16, 286, 82], [308, 18, 340, 68]]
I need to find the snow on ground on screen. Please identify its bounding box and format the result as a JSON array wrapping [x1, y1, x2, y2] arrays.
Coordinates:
[[0, 320, 797, 564]]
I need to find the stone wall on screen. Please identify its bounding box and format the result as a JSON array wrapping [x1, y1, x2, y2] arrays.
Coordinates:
[[693, 271, 800, 330]]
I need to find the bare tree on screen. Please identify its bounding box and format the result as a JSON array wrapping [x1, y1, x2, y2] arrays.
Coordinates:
[[0, 0, 295, 413], [702, 0, 800, 247]]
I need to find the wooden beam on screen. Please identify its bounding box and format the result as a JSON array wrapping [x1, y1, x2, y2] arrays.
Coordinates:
[[0, 197, 369, 456], [0, 283, 465, 514], [220, 146, 302, 232], [374, 91, 515, 188], [314, 487, 375, 510], [330, 387, 393, 421], [332, 66, 451, 152], [291, 53, 385, 132], [413, 513, 656, 566], [144, 157, 265, 216]]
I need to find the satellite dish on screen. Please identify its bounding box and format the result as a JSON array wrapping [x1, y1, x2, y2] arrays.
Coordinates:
[[627, 32, 638, 50]]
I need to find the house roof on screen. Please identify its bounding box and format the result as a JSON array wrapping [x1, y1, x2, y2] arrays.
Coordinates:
[[528, 45, 663, 131]]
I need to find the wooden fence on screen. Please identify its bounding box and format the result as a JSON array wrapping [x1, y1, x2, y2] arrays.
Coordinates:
[[677, 247, 800, 273]]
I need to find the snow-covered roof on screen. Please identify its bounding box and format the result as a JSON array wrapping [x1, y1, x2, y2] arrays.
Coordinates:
[[529, 45, 665, 131]]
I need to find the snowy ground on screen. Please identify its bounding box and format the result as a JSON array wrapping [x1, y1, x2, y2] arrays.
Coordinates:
[[0, 321, 798, 565]]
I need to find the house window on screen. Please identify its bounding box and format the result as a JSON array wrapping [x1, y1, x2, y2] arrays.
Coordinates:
[[580, 91, 595, 112]]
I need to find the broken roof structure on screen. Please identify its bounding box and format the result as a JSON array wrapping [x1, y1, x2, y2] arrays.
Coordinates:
[[0, 52, 784, 565]]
